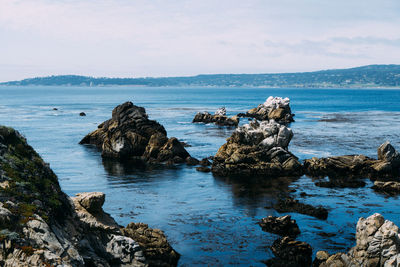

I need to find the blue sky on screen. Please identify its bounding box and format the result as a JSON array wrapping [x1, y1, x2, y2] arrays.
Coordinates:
[[0, 0, 399, 81]]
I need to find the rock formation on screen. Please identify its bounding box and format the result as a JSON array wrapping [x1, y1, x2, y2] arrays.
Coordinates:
[[80, 102, 191, 165], [372, 181, 400, 195], [315, 213, 400, 266], [211, 120, 303, 177], [192, 107, 239, 127], [265, 236, 312, 267], [238, 96, 295, 124], [259, 215, 300, 237], [0, 126, 179, 266], [304, 141, 400, 179]]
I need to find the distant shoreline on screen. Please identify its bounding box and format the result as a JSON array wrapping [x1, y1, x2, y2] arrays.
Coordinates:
[[1, 64, 400, 88]]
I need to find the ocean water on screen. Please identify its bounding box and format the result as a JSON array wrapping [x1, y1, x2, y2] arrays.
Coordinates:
[[1, 86, 400, 266]]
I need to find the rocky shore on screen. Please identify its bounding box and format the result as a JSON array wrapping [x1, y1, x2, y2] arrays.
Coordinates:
[[0, 126, 179, 266], [80, 102, 192, 165], [192, 107, 239, 127], [237, 96, 295, 124]]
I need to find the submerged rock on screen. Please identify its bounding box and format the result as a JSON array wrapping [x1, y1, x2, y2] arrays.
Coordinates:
[[273, 196, 328, 220], [80, 101, 190, 165], [265, 236, 312, 267], [192, 107, 239, 127], [0, 125, 179, 266], [238, 96, 294, 124], [304, 141, 400, 179], [259, 215, 300, 237], [315, 213, 400, 267], [212, 120, 303, 177]]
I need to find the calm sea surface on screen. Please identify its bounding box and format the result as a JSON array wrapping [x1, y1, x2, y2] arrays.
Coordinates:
[[1, 86, 400, 266]]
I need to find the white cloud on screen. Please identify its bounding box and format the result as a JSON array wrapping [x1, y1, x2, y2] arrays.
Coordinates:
[[0, 0, 399, 81]]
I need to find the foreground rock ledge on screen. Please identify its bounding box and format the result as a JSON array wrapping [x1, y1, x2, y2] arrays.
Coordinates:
[[80, 101, 191, 165], [314, 213, 400, 266], [211, 120, 303, 177], [238, 96, 295, 124], [0, 126, 179, 266]]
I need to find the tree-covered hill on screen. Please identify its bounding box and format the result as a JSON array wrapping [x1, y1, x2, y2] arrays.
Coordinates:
[[2, 64, 400, 88]]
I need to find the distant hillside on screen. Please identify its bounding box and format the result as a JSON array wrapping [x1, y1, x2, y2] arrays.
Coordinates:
[[2, 65, 400, 88]]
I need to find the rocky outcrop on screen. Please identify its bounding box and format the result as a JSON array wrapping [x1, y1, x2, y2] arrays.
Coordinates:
[[238, 96, 294, 124], [0, 126, 178, 266], [80, 101, 190, 165], [304, 141, 400, 179], [273, 197, 328, 220], [372, 181, 400, 195], [192, 107, 239, 127], [259, 215, 300, 237], [315, 213, 400, 267], [265, 236, 312, 267], [121, 223, 180, 267], [211, 120, 303, 177]]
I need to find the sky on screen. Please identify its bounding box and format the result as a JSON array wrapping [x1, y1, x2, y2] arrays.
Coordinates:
[[0, 0, 399, 82]]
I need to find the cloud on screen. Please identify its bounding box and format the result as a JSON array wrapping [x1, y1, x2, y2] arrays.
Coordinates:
[[0, 0, 399, 81]]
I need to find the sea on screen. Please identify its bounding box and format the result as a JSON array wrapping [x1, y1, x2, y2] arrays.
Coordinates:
[[1, 86, 400, 266]]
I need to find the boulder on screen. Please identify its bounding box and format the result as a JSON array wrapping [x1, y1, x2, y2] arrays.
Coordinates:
[[211, 120, 303, 177], [121, 223, 180, 267], [258, 215, 300, 237], [80, 102, 190, 165], [315, 213, 400, 267], [192, 107, 239, 127], [265, 236, 312, 267], [238, 96, 295, 124]]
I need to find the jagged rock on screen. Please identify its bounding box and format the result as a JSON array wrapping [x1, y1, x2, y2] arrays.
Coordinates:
[[80, 101, 190, 165], [237, 96, 295, 123], [121, 223, 180, 267], [0, 125, 179, 267], [372, 181, 400, 195], [304, 142, 400, 179], [258, 215, 300, 237], [273, 197, 328, 220], [192, 107, 239, 127], [315, 213, 400, 267], [212, 120, 303, 177], [265, 236, 312, 267]]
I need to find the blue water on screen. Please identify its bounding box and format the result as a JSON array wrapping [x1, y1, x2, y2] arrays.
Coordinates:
[[1, 86, 400, 266]]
